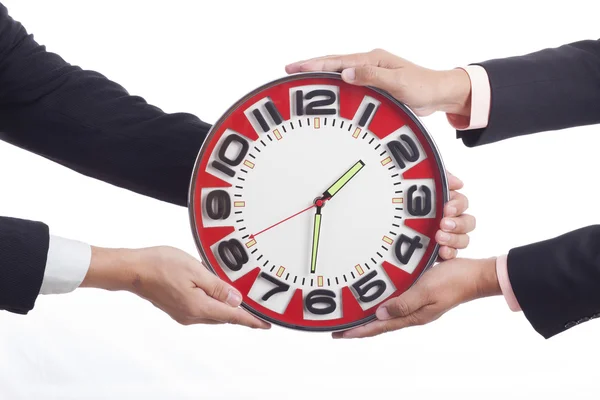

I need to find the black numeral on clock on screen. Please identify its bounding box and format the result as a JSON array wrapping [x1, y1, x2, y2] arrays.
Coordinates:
[[407, 184, 432, 216], [351, 271, 387, 303], [205, 190, 231, 220], [252, 100, 284, 132], [259, 272, 290, 301], [387, 134, 420, 169], [296, 90, 337, 116], [212, 133, 250, 177], [394, 234, 424, 265], [217, 239, 248, 271], [305, 289, 337, 315], [357, 102, 376, 127]]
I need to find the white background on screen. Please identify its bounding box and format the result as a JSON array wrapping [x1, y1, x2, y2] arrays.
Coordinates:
[[1, 0, 599, 399]]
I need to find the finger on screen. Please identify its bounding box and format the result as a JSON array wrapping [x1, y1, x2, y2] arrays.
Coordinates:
[[194, 267, 243, 307], [438, 245, 457, 260], [285, 54, 342, 73], [334, 309, 433, 339], [445, 192, 469, 217], [295, 53, 374, 73], [285, 58, 316, 73], [376, 286, 429, 319], [440, 214, 476, 234], [201, 296, 271, 329], [446, 172, 464, 191], [436, 230, 470, 249], [341, 65, 398, 90], [288, 49, 401, 74]]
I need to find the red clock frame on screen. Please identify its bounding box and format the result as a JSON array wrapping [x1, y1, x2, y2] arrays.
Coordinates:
[[188, 73, 448, 332]]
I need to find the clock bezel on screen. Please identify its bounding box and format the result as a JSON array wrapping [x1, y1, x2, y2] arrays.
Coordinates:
[[188, 72, 449, 332]]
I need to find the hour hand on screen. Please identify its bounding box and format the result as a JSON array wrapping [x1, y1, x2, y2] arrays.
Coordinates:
[[323, 160, 365, 199]]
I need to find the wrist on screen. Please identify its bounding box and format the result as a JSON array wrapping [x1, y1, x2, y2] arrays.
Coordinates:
[[80, 246, 140, 292], [435, 68, 472, 116], [474, 257, 502, 299]]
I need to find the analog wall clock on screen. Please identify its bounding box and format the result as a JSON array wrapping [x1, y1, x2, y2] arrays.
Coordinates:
[[189, 72, 448, 331]]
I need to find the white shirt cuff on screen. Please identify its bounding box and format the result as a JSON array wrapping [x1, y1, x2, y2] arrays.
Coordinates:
[[460, 65, 491, 130], [39, 235, 91, 295]]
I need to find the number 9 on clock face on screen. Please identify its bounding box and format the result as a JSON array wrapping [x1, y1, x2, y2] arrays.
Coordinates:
[[189, 73, 448, 331]]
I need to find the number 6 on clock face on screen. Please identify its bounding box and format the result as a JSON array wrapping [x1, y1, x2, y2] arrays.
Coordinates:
[[190, 73, 448, 332]]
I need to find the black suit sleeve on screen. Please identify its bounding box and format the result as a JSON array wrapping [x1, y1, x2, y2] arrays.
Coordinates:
[[454, 40, 600, 338], [457, 39, 600, 147], [0, 4, 211, 313], [507, 226, 600, 339], [0, 5, 210, 206], [0, 217, 49, 314]]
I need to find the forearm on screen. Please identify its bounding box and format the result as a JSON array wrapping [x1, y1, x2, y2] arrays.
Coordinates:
[[80, 246, 140, 292], [439, 40, 600, 147], [474, 257, 502, 299], [435, 68, 472, 117], [0, 4, 210, 207]]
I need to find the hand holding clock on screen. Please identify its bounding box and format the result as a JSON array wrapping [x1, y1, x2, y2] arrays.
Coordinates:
[[436, 173, 474, 260], [81, 246, 270, 329], [333, 257, 500, 339], [285, 49, 471, 119]]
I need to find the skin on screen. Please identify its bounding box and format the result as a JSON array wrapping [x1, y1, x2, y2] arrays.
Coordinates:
[[285, 49, 472, 118], [80, 246, 271, 329], [78, 52, 475, 330], [285, 49, 499, 339], [332, 257, 501, 339]]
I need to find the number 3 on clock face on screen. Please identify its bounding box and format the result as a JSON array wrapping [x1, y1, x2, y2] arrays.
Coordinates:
[[190, 73, 448, 332]]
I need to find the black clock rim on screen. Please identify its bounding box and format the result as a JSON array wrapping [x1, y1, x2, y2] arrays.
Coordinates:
[[187, 72, 449, 333]]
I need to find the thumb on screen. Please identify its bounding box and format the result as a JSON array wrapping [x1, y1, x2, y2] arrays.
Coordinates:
[[196, 269, 243, 307], [376, 286, 429, 320], [341, 66, 396, 90]]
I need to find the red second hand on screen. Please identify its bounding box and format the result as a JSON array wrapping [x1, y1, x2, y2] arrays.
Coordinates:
[[250, 199, 327, 239]]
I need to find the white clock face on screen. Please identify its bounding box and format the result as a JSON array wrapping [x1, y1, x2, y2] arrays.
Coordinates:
[[190, 73, 447, 331]]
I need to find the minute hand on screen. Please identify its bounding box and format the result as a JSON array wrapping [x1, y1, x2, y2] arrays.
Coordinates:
[[310, 209, 322, 274], [323, 160, 365, 199]]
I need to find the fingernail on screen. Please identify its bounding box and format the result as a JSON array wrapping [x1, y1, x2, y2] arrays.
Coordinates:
[[332, 332, 344, 339], [438, 232, 450, 243], [446, 206, 457, 216], [376, 306, 390, 320], [341, 68, 356, 81], [442, 218, 456, 231], [286, 62, 301, 69], [226, 290, 242, 307]]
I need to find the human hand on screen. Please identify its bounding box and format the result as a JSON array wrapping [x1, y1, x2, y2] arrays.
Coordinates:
[[285, 49, 471, 117], [437, 172, 476, 260], [81, 245, 270, 329], [332, 257, 501, 339]]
